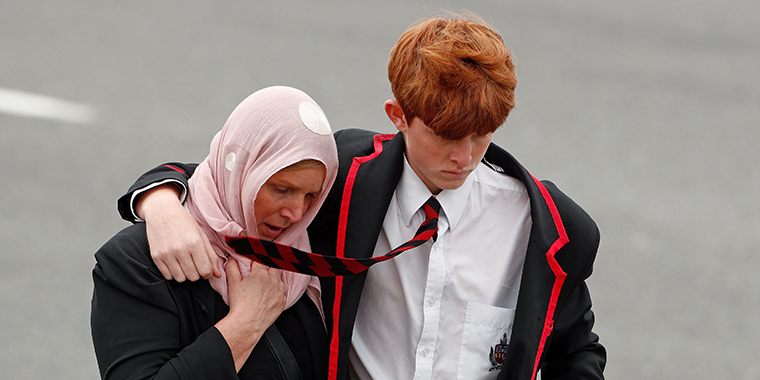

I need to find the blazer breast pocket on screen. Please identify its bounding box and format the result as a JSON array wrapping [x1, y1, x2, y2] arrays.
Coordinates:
[[457, 301, 515, 379]]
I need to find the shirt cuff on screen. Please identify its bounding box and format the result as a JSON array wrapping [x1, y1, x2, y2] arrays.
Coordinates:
[[129, 179, 188, 222]]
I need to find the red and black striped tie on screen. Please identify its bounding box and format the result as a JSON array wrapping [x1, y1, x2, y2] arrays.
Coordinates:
[[226, 196, 441, 277]]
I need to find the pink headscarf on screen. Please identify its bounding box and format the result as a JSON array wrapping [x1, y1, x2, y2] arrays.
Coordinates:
[[185, 86, 338, 314]]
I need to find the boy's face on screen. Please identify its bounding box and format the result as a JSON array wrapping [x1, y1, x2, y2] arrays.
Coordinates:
[[400, 116, 493, 194]]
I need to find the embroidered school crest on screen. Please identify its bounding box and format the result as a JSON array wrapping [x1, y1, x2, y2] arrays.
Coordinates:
[[488, 333, 510, 372]]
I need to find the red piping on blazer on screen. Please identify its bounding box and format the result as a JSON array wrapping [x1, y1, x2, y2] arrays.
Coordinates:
[[160, 164, 186, 174], [529, 174, 569, 380], [328, 134, 395, 380]]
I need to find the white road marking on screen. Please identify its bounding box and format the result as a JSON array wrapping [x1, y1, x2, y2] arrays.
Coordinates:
[[0, 87, 97, 124]]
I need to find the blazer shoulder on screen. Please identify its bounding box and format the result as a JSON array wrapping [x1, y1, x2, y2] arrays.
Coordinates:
[[540, 181, 597, 231], [540, 180, 601, 276], [333, 129, 395, 158], [333, 128, 379, 141]]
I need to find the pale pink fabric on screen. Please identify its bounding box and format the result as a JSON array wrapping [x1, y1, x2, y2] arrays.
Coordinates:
[[185, 86, 338, 314]]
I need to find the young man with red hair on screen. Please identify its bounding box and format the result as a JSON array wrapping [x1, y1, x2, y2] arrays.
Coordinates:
[[118, 14, 606, 380]]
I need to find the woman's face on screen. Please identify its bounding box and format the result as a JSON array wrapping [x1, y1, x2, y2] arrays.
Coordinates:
[[253, 164, 327, 241]]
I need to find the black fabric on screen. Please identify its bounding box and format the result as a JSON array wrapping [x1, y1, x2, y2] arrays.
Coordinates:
[[263, 325, 304, 380], [91, 224, 328, 380]]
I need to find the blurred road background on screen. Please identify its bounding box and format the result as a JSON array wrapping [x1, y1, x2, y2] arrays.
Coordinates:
[[1, 1, 758, 379]]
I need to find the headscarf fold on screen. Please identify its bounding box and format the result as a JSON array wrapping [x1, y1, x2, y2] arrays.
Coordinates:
[[185, 86, 338, 314]]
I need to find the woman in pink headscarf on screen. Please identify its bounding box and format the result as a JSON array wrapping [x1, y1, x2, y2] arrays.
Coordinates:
[[91, 86, 338, 380]]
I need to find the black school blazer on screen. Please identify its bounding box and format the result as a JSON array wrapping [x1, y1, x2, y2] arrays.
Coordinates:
[[116, 129, 606, 380], [307, 130, 606, 380]]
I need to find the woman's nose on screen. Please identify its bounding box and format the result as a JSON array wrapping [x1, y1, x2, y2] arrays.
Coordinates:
[[281, 197, 306, 223]]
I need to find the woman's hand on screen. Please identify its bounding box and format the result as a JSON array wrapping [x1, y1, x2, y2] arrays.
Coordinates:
[[216, 260, 287, 372], [138, 184, 222, 282]]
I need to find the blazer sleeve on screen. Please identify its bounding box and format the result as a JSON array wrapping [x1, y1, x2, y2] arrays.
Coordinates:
[[540, 280, 606, 379], [91, 224, 237, 380], [117, 163, 198, 223], [539, 181, 607, 379]]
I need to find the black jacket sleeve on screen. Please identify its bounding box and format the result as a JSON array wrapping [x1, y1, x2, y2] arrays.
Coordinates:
[[91, 224, 237, 380], [117, 163, 198, 223], [540, 282, 606, 379], [539, 181, 606, 379]]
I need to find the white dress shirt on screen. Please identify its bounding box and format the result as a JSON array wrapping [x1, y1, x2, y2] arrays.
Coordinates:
[[349, 156, 532, 379]]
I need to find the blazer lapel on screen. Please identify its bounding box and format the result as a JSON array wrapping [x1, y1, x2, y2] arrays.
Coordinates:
[[483, 146, 568, 380], [323, 132, 406, 380], [338, 132, 406, 260]]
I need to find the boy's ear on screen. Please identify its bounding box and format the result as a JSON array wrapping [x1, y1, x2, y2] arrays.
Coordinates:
[[384, 99, 409, 132]]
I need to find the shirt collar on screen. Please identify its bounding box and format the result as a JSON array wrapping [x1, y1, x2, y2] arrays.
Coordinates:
[[396, 155, 473, 230]]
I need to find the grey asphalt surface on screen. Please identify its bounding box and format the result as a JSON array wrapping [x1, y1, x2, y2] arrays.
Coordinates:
[[1, 1, 758, 379]]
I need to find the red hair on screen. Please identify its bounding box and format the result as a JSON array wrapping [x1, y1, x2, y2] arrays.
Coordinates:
[[388, 14, 517, 140]]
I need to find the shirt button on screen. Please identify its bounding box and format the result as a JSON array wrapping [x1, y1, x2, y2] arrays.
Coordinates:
[[432, 243, 439, 250], [421, 348, 429, 357], [427, 298, 435, 306]]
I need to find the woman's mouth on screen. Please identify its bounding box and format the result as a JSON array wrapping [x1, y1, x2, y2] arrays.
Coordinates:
[[263, 223, 285, 239]]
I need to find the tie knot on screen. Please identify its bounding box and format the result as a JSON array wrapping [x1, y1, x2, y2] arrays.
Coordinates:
[[422, 196, 441, 220]]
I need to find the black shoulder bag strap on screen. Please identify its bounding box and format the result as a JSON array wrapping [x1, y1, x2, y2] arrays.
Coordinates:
[[263, 325, 304, 380]]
